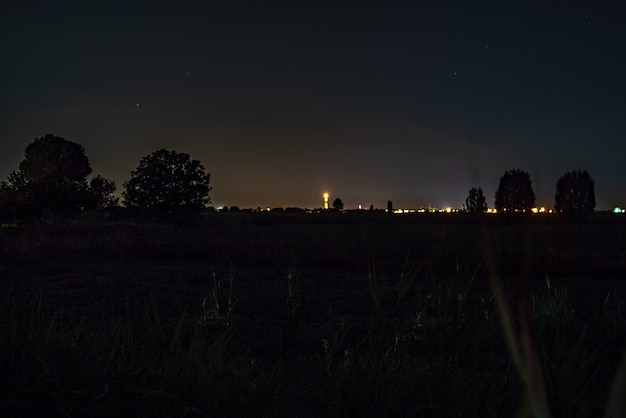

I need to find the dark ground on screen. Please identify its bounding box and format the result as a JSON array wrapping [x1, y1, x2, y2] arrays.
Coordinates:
[[1, 212, 625, 416]]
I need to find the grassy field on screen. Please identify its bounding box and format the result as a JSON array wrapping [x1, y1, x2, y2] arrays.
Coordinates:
[[1, 212, 625, 417]]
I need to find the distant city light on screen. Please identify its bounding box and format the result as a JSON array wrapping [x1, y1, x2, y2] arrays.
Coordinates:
[[614, 206, 625, 214], [323, 193, 329, 210], [393, 209, 416, 214]]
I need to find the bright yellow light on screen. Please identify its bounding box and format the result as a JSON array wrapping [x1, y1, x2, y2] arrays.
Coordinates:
[[532, 207, 539, 213], [323, 192, 329, 209], [445, 207, 452, 213]]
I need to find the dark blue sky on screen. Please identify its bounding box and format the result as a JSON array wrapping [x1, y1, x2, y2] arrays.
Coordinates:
[[2, 0, 625, 209]]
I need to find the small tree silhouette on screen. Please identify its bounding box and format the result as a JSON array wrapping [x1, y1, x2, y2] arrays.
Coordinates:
[[332, 197, 344, 211], [555, 170, 596, 222], [465, 187, 488, 212], [88, 175, 119, 210], [495, 169, 535, 212]]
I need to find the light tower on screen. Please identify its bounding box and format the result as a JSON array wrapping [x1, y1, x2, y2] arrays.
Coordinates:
[[323, 193, 329, 210]]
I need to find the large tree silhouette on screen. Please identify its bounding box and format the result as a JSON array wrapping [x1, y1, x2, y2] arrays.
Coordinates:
[[465, 187, 487, 212], [332, 197, 344, 211], [494, 169, 535, 212], [555, 170, 596, 221], [0, 134, 92, 222], [123, 149, 211, 223]]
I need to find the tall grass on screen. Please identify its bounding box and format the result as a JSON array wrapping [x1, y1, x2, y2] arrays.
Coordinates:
[[1, 219, 625, 416], [0, 292, 292, 417], [1, 269, 624, 416]]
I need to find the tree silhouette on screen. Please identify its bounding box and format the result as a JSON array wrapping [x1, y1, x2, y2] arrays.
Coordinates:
[[555, 170, 596, 221], [88, 175, 119, 210], [20, 134, 92, 184], [0, 134, 92, 222], [123, 149, 211, 224], [495, 169, 535, 212], [465, 187, 487, 212], [0, 171, 29, 222], [332, 197, 344, 211]]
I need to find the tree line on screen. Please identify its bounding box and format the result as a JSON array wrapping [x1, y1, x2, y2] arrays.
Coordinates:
[[0, 134, 598, 225], [0, 134, 211, 225], [464, 168, 596, 221]]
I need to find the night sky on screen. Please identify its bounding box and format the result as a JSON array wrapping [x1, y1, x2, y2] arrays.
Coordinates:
[[2, 0, 625, 210]]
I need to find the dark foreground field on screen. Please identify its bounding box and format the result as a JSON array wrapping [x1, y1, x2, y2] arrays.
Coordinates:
[[1, 212, 626, 417]]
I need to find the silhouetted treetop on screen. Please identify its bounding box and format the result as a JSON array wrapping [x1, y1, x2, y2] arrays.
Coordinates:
[[555, 169, 596, 222], [20, 134, 92, 186], [123, 149, 211, 213], [465, 187, 487, 212], [88, 175, 119, 210], [0, 134, 93, 222], [495, 169, 535, 212]]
